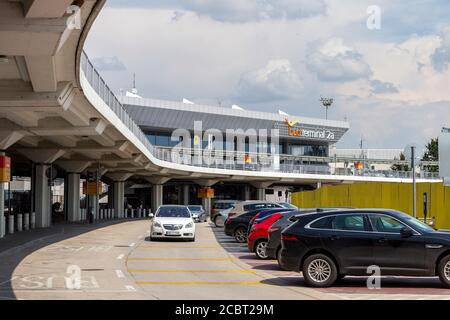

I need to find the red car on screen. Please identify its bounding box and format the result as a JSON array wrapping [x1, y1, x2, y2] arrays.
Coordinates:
[[247, 211, 284, 259]]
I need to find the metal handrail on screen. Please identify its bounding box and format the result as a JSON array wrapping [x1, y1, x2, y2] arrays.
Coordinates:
[[80, 51, 441, 181]]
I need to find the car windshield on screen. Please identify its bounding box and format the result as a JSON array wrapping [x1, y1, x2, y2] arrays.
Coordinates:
[[403, 216, 435, 233], [157, 206, 191, 218], [188, 206, 202, 212]]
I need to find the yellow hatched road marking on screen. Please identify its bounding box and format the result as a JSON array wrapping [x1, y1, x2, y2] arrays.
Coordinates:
[[127, 257, 237, 261], [136, 281, 263, 285], [129, 269, 256, 273]]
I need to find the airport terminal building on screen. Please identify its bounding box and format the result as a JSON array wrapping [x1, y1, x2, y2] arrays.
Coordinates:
[[120, 95, 350, 172]]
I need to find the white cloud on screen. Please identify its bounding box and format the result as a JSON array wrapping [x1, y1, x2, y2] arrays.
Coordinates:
[[307, 38, 372, 82], [236, 59, 303, 102], [111, 0, 327, 22], [431, 27, 450, 72], [91, 56, 126, 71]]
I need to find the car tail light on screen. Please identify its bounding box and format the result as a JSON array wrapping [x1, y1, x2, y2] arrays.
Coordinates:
[[281, 234, 298, 241], [225, 218, 232, 225], [228, 212, 237, 218]]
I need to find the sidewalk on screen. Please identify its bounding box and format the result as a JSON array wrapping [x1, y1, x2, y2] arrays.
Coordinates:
[[0, 219, 142, 256]]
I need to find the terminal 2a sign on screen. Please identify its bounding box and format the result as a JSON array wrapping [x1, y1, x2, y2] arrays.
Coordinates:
[[284, 118, 335, 140]]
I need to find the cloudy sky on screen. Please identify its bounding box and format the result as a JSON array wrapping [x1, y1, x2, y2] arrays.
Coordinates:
[[85, 0, 450, 150]]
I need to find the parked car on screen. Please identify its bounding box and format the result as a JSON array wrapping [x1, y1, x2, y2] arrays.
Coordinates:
[[278, 202, 298, 209], [149, 205, 195, 241], [266, 208, 349, 268], [188, 205, 207, 223], [227, 201, 283, 218], [247, 208, 296, 235], [211, 200, 238, 226], [224, 206, 286, 243], [279, 209, 450, 288], [248, 210, 294, 259]]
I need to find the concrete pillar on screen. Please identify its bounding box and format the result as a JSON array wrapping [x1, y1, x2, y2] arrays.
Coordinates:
[[244, 185, 251, 201], [183, 185, 190, 205], [35, 164, 51, 228], [114, 181, 124, 218], [256, 188, 265, 201], [0, 181, 4, 238], [202, 197, 211, 219], [151, 184, 163, 214], [67, 173, 81, 222]]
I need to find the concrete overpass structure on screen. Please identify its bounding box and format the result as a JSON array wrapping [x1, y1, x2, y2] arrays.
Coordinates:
[[0, 0, 441, 238]]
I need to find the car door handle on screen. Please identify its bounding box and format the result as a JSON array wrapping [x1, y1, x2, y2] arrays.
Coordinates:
[[377, 238, 388, 243], [330, 235, 340, 241]]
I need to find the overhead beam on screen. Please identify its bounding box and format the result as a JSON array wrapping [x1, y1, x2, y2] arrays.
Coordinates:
[[23, 0, 74, 19], [25, 55, 57, 92]]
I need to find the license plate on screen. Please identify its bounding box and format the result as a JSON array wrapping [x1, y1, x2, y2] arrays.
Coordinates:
[[166, 231, 180, 236]]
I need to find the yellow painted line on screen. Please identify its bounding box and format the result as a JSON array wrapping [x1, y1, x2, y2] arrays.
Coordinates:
[[127, 257, 237, 261], [129, 269, 256, 273], [136, 281, 263, 285]]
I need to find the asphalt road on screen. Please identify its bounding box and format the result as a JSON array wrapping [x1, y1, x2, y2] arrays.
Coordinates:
[[1, 219, 450, 300]]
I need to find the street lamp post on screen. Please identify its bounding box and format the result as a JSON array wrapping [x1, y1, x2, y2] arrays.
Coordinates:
[[320, 97, 334, 120]]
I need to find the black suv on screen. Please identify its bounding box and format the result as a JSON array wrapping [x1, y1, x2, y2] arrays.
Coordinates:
[[279, 209, 450, 288]]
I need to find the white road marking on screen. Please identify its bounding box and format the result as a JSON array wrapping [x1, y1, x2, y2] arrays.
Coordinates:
[[117, 254, 125, 260], [129, 243, 135, 247], [125, 285, 137, 292], [115, 270, 125, 278]]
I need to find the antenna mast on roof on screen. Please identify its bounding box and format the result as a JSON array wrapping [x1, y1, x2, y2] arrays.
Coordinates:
[[131, 73, 138, 95]]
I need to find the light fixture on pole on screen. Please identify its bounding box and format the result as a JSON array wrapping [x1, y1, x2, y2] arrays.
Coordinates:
[[320, 97, 334, 120]]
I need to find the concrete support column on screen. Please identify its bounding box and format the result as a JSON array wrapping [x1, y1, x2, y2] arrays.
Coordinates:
[[251, 182, 273, 201], [151, 184, 163, 214], [201, 197, 211, 219], [256, 188, 265, 201], [0, 181, 4, 238], [244, 185, 251, 201], [67, 173, 81, 222], [114, 181, 125, 218], [183, 185, 190, 205], [35, 164, 51, 228]]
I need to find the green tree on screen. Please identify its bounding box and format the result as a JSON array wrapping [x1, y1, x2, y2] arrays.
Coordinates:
[[422, 138, 439, 172], [391, 153, 409, 171]]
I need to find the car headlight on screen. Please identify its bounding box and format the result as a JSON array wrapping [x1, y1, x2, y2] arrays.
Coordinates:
[[153, 221, 162, 228], [185, 222, 193, 228]]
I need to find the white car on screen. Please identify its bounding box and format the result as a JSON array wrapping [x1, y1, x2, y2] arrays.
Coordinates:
[[149, 205, 196, 241]]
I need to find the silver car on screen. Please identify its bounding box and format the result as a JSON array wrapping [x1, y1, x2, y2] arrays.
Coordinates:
[[188, 205, 207, 223]]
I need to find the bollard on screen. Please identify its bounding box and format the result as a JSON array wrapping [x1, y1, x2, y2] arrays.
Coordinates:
[[138, 208, 142, 218], [143, 208, 146, 218], [24, 213, 29, 231], [100, 209, 104, 220], [80, 209, 85, 221], [31, 212, 36, 229], [17, 214, 23, 232], [131, 209, 135, 219], [0, 215, 5, 238], [8, 215, 14, 234], [107, 208, 111, 219], [111, 208, 115, 219]]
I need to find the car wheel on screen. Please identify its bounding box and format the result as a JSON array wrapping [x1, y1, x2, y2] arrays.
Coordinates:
[[255, 240, 269, 260], [438, 255, 450, 288], [277, 248, 287, 270], [302, 254, 338, 288], [215, 215, 225, 227], [234, 227, 247, 243]]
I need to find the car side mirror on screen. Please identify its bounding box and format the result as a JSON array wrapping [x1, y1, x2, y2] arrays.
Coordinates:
[[400, 227, 414, 238], [148, 213, 154, 219]]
